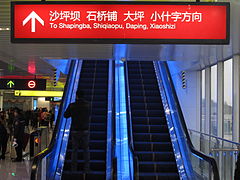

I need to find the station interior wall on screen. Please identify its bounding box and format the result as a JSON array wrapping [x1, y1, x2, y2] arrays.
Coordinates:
[[167, 61, 200, 132]]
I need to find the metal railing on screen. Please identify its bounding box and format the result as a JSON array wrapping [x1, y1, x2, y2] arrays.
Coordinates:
[[31, 59, 82, 180], [154, 61, 220, 180], [189, 129, 240, 180]]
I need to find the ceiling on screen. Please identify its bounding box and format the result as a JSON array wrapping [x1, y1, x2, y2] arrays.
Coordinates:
[[0, 59, 31, 77], [0, 0, 239, 76], [0, 0, 114, 77]]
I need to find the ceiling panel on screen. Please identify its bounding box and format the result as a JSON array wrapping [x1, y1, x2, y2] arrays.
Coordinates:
[[0, 0, 113, 76]]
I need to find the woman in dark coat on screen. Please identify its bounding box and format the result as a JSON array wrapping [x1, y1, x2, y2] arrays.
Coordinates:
[[0, 116, 8, 160], [12, 108, 25, 162]]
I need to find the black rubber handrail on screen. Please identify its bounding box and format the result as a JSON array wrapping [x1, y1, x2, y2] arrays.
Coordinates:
[[160, 61, 220, 180], [124, 61, 139, 180], [111, 61, 117, 180], [31, 60, 78, 180], [108, 60, 116, 180]]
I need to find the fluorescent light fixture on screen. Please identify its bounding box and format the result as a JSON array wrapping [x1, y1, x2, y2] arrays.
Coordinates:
[[14, 90, 63, 97]]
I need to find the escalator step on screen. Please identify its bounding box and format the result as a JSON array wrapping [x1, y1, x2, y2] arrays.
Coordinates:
[[139, 161, 178, 173], [128, 74, 155, 79], [66, 149, 106, 160], [136, 151, 175, 161], [134, 142, 172, 151], [129, 79, 157, 85], [90, 115, 107, 122], [91, 109, 107, 115], [69, 131, 106, 140], [90, 123, 106, 131], [132, 124, 168, 133], [131, 110, 165, 117], [62, 171, 105, 180], [64, 160, 105, 171], [147, 110, 165, 117], [67, 139, 106, 150], [146, 103, 164, 110], [133, 133, 170, 142], [132, 117, 166, 125], [139, 172, 179, 180]]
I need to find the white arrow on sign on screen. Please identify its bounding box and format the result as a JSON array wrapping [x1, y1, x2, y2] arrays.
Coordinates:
[[23, 11, 44, 33]]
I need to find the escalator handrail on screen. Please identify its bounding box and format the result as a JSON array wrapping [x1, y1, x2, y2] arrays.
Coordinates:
[[31, 59, 79, 180], [158, 61, 220, 180], [106, 60, 115, 180], [111, 61, 117, 180], [124, 61, 139, 180]]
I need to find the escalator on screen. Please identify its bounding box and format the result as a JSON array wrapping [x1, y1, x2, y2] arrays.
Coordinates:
[[127, 61, 179, 180], [62, 60, 109, 179]]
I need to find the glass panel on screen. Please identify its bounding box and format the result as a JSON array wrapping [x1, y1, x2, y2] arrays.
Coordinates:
[[189, 130, 239, 180], [224, 59, 233, 140], [201, 70, 206, 133], [211, 65, 217, 136]]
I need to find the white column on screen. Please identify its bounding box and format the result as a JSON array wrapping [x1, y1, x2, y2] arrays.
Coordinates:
[[205, 67, 211, 135], [31, 97, 34, 110], [196, 71, 201, 132], [233, 55, 240, 142], [217, 61, 224, 138]]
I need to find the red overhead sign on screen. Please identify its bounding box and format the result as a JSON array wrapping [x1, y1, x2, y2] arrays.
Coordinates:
[[11, 2, 230, 44]]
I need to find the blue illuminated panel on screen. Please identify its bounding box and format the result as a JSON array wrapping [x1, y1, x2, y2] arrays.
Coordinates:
[[114, 44, 133, 180]]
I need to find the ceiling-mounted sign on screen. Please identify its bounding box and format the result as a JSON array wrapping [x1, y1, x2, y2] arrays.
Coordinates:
[[11, 2, 230, 44], [0, 79, 46, 90]]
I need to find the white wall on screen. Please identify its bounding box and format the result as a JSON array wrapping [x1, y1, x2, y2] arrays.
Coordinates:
[[37, 97, 50, 110], [167, 61, 201, 131]]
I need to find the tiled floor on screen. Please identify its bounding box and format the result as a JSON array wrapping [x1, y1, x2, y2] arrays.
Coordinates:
[[0, 126, 53, 180], [0, 157, 31, 180], [0, 139, 31, 180]]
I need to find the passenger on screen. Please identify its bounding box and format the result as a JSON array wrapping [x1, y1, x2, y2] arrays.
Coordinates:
[[12, 108, 25, 162], [0, 116, 8, 160], [49, 110, 54, 129], [40, 108, 49, 126], [0, 111, 6, 126], [64, 90, 90, 172], [7, 108, 14, 140]]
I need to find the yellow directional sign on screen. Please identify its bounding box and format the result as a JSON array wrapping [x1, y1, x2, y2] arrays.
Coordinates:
[[14, 90, 63, 97]]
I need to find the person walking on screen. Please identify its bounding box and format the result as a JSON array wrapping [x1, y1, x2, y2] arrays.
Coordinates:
[[64, 90, 90, 172], [0, 117, 8, 160], [12, 108, 25, 162], [49, 110, 54, 129], [7, 108, 14, 140]]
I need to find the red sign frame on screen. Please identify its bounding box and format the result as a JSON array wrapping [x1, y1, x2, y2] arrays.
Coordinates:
[[11, 1, 230, 44]]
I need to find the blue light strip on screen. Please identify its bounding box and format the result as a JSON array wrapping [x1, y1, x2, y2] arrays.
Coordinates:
[[55, 59, 82, 179], [114, 44, 132, 180]]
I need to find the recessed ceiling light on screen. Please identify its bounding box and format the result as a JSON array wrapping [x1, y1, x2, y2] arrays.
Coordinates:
[[0, 27, 10, 31]]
